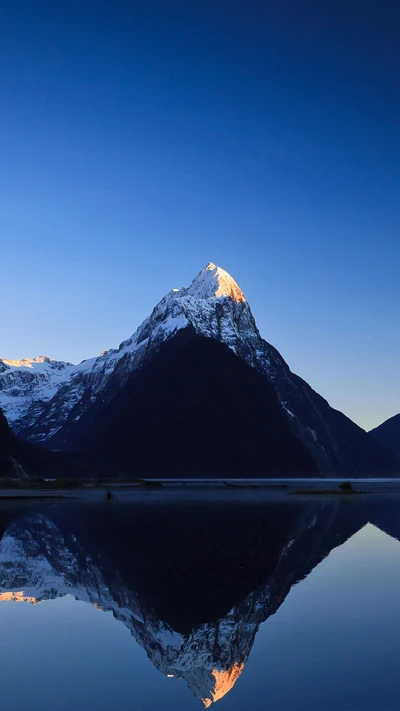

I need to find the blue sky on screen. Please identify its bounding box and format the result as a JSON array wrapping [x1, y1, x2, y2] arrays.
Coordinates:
[[1, 1, 399, 430]]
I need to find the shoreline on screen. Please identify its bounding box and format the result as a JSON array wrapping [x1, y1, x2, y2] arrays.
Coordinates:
[[0, 477, 400, 499]]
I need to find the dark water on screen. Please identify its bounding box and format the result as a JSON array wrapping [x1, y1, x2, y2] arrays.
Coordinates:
[[1, 492, 400, 710]]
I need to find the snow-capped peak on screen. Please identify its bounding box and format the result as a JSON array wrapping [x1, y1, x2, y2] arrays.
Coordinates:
[[1, 262, 257, 442], [182, 263, 246, 302]]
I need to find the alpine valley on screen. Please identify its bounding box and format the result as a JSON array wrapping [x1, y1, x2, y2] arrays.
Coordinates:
[[0, 263, 399, 478]]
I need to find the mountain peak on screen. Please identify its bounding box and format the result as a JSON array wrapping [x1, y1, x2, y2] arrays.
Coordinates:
[[184, 263, 246, 302], [0, 355, 71, 369]]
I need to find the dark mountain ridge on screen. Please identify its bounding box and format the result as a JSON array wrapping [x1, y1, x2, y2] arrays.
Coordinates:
[[0, 407, 105, 480], [370, 414, 400, 458], [0, 408, 39, 478]]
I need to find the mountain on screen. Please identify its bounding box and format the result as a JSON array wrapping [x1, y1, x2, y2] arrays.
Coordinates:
[[1, 263, 399, 477], [70, 329, 318, 477], [370, 414, 400, 457]]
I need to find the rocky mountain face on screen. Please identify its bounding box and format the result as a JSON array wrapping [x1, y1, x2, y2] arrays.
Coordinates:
[[0, 356, 73, 427], [0, 497, 382, 706], [1, 263, 398, 476], [370, 414, 400, 457], [72, 330, 318, 477]]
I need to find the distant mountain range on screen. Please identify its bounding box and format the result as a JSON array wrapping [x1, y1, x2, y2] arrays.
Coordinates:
[[370, 414, 400, 458], [0, 263, 399, 477]]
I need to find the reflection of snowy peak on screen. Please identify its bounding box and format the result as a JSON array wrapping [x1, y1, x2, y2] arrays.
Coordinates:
[[0, 513, 256, 705], [0, 516, 116, 606], [0, 508, 324, 706]]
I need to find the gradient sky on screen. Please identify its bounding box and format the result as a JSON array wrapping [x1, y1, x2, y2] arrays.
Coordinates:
[[1, 0, 399, 430]]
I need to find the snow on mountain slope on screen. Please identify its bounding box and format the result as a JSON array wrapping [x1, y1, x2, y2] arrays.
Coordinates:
[[182, 262, 246, 301], [0, 356, 74, 425]]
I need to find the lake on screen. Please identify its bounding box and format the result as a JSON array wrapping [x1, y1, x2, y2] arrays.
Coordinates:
[[0, 490, 400, 710]]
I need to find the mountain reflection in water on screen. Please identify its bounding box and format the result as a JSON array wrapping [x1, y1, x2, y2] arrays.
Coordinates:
[[0, 494, 399, 707]]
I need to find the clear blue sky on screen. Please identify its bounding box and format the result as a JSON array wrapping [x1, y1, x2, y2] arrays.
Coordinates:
[[1, 1, 399, 430]]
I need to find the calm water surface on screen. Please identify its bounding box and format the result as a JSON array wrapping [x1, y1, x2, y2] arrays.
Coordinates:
[[0, 492, 400, 710]]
